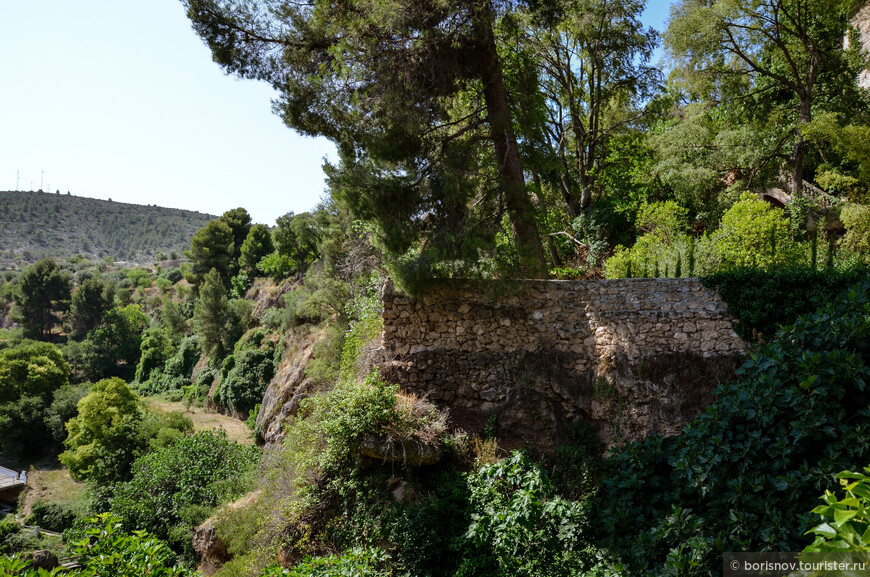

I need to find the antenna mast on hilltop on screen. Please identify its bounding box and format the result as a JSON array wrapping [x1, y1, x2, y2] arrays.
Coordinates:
[[15, 170, 19, 190], [40, 170, 44, 191]]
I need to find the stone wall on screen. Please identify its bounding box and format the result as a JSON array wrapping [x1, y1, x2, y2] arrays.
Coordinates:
[[378, 278, 746, 448]]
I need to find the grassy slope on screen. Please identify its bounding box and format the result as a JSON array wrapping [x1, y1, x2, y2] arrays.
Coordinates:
[[0, 190, 215, 268], [145, 397, 254, 446]]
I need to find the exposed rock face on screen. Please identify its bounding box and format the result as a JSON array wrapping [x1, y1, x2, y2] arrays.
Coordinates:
[[30, 550, 58, 570], [256, 330, 325, 447], [192, 520, 231, 576], [358, 433, 442, 468], [377, 279, 745, 449], [853, 4, 870, 89]]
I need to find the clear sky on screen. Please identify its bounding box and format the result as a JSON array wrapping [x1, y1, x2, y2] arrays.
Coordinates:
[[0, 1, 674, 226]]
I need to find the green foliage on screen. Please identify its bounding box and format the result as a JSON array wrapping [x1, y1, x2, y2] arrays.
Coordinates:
[[85, 305, 149, 380], [159, 295, 189, 343], [187, 219, 234, 287], [216, 346, 276, 416], [842, 203, 870, 263], [68, 513, 195, 576], [68, 277, 108, 340], [110, 431, 259, 562], [459, 451, 592, 577], [256, 252, 295, 281], [702, 267, 870, 341], [804, 466, 870, 553], [58, 378, 188, 484], [598, 283, 870, 574], [13, 258, 71, 339], [338, 283, 383, 383], [138, 336, 201, 396], [135, 327, 173, 383], [25, 500, 80, 533], [220, 207, 253, 268], [273, 212, 322, 276], [45, 382, 91, 445], [231, 272, 254, 300], [713, 193, 804, 269], [126, 267, 152, 288], [286, 372, 445, 491], [287, 374, 401, 484], [635, 201, 689, 245], [0, 517, 23, 556], [239, 224, 274, 276], [194, 268, 229, 359], [259, 548, 388, 577], [0, 340, 70, 456], [60, 377, 144, 483]]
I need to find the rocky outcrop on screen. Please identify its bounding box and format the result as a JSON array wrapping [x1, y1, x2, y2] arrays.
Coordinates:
[[193, 520, 231, 575], [29, 550, 58, 570], [255, 329, 326, 447], [358, 433, 442, 468], [853, 3, 870, 89]]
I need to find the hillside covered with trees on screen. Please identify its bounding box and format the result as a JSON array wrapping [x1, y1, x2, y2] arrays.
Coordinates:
[[0, 191, 215, 268], [1, 0, 870, 575]]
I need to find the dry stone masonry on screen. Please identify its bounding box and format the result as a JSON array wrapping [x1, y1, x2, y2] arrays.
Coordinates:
[[378, 278, 746, 448]]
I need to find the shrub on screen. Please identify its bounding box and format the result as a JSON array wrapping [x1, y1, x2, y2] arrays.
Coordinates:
[[111, 431, 259, 563], [713, 192, 804, 269], [841, 203, 870, 263], [702, 267, 870, 341], [458, 451, 593, 577], [45, 382, 92, 445], [599, 282, 870, 574], [804, 466, 870, 552], [216, 348, 276, 416], [25, 501, 80, 533], [260, 548, 388, 576]]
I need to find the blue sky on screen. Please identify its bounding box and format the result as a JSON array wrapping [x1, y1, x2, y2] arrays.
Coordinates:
[[0, 1, 674, 226]]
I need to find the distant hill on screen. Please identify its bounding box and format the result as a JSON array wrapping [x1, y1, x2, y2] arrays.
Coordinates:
[[0, 191, 216, 269]]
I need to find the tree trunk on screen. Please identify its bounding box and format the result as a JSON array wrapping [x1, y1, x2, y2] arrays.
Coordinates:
[[792, 94, 812, 197], [475, 7, 547, 278]]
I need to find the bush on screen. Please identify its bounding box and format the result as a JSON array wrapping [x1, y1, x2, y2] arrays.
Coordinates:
[[713, 192, 804, 269], [0, 340, 70, 456], [841, 203, 870, 263], [216, 347, 276, 416], [259, 307, 284, 331], [702, 267, 870, 341], [111, 431, 259, 563], [598, 282, 870, 575], [45, 382, 91, 445], [804, 466, 870, 553], [458, 451, 594, 577], [261, 548, 388, 576], [25, 501, 80, 532]]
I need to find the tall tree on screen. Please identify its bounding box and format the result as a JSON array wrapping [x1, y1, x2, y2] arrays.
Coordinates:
[[239, 223, 274, 275], [524, 0, 660, 217], [219, 207, 252, 267], [194, 268, 229, 359], [68, 277, 108, 340], [13, 258, 71, 340], [186, 219, 234, 287], [665, 0, 867, 196], [182, 0, 548, 277]]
